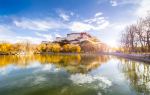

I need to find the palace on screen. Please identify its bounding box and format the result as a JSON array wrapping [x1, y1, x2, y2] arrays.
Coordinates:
[[55, 32, 92, 44]]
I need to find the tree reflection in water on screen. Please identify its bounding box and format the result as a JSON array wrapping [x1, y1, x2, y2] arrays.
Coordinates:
[[118, 58, 150, 94], [0, 54, 110, 74]]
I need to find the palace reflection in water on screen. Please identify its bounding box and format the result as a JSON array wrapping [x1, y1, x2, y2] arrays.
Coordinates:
[[0, 54, 110, 74]]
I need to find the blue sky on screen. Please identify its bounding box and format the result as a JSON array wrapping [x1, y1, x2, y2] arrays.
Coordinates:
[[0, 0, 150, 47]]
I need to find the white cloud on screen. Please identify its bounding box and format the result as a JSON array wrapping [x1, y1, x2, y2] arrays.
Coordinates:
[[0, 24, 52, 43], [59, 13, 70, 21], [69, 20, 109, 32], [14, 18, 62, 31], [112, 0, 150, 18], [0, 25, 13, 34], [135, 0, 150, 17], [95, 12, 103, 17], [16, 36, 44, 44], [12, 11, 109, 33], [84, 17, 105, 24], [55, 33, 61, 37], [69, 22, 94, 32], [69, 12, 109, 32], [110, 0, 118, 6], [0, 35, 42, 44], [0, 25, 9, 33], [109, 0, 140, 7], [119, 0, 140, 5], [0, 10, 110, 43], [2, 14, 110, 42], [58, 10, 70, 21], [109, 0, 149, 17], [35, 32, 53, 41], [94, 21, 109, 30], [0, 25, 17, 42], [70, 12, 74, 16]]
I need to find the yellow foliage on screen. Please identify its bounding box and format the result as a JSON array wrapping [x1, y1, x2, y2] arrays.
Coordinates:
[[0, 42, 81, 54], [39, 44, 47, 52], [63, 44, 81, 53], [0, 43, 12, 54], [51, 43, 61, 53]]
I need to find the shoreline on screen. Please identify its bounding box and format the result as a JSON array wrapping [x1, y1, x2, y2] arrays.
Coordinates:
[[30, 52, 150, 63], [0, 52, 150, 63], [105, 52, 150, 63]]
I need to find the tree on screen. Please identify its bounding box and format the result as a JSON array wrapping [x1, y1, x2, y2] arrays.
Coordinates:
[[120, 13, 150, 53], [0, 43, 12, 54], [51, 43, 61, 53], [63, 44, 71, 52], [74, 45, 81, 53], [39, 43, 47, 52]]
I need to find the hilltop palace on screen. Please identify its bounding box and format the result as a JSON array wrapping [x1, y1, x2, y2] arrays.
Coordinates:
[[41, 32, 109, 52]]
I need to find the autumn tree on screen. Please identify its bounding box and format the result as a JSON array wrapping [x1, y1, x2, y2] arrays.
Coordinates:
[[120, 14, 150, 53], [51, 43, 61, 53]]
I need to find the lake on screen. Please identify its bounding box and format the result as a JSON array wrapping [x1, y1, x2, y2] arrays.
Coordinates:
[[0, 54, 150, 95]]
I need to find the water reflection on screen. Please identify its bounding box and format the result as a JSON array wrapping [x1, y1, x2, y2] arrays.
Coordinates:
[[119, 58, 150, 94], [0, 54, 111, 95], [1, 54, 150, 95], [69, 73, 112, 88], [0, 54, 110, 74]]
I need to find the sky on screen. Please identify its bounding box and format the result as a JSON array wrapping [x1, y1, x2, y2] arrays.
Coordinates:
[[0, 0, 150, 47]]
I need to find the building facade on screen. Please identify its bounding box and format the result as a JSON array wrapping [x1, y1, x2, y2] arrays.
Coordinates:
[[55, 32, 92, 44]]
